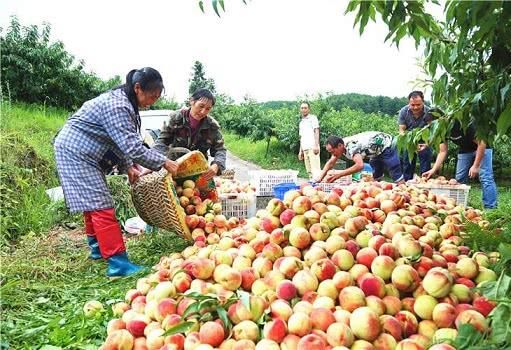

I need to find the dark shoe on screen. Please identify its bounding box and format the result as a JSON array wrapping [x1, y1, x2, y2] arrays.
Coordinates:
[[86, 236, 102, 260], [106, 252, 142, 277]]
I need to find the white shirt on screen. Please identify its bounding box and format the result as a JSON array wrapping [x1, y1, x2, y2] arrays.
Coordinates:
[[299, 114, 319, 150]]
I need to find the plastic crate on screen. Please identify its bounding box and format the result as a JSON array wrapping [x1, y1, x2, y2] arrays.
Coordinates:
[[274, 183, 300, 200], [220, 192, 257, 219], [249, 170, 299, 196], [412, 183, 470, 207], [312, 175, 352, 192]]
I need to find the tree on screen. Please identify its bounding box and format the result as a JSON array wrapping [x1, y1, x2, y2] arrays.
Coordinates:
[[188, 60, 216, 95], [345, 1, 511, 155], [0, 16, 113, 110]]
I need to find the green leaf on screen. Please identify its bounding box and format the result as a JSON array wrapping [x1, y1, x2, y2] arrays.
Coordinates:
[[489, 304, 511, 344], [216, 307, 231, 332], [162, 321, 196, 336], [454, 323, 484, 348], [198, 1, 204, 13], [219, 0, 225, 11], [497, 103, 511, 136], [212, 0, 221, 17], [182, 301, 200, 319]]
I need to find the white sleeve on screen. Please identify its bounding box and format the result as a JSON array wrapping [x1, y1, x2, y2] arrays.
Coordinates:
[[312, 115, 319, 128]]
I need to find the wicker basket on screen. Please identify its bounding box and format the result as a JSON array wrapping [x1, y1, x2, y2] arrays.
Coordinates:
[[131, 171, 193, 240]]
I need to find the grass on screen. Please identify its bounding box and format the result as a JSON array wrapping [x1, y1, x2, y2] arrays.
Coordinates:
[[0, 228, 190, 349], [224, 132, 308, 178]]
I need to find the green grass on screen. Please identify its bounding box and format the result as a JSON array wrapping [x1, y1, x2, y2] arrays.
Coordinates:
[[0, 229, 190, 349], [224, 132, 308, 178]]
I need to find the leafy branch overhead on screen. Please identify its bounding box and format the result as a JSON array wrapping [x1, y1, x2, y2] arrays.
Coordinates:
[[345, 0, 511, 145]]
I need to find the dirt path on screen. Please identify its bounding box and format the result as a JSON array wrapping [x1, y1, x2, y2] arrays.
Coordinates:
[[226, 151, 262, 182]]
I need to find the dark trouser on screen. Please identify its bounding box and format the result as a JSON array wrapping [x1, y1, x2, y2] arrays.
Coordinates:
[[369, 147, 404, 183], [84, 208, 126, 258], [400, 146, 433, 181]]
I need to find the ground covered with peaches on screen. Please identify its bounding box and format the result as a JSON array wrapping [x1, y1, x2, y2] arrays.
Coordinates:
[[94, 181, 510, 350]]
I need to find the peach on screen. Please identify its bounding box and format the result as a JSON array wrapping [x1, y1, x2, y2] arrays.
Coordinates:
[[332, 270, 353, 290], [351, 339, 375, 349], [366, 295, 386, 316], [326, 322, 355, 347], [309, 223, 331, 241], [280, 209, 296, 226], [289, 227, 311, 249], [356, 247, 378, 269], [455, 309, 488, 332], [297, 334, 327, 350], [432, 303, 457, 328], [311, 307, 336, 331], [413, 295, 438, 320], [288, 311, 312, 336], [270, 299, 293, 321], [232, 339, 255, 350], [432, 328, 458, 344], [317, 279, 339, 300], [472, 296, 496, 317], [395, 339, 424, 350], [280, 334, 301, 350], [380, 315, 403, 341], [373, 333, 397, 350], [331, 249, 355, 271], [311, 259, 337, 281], [199, 321, 225, 347], [338, 286, 366, 312], [304, 246, 328, 266], [382, 296, 402, 315], [417, 319, 437, 338], [350, 307, 381, 341], [103, 329, 134, 350], [359, 273, 386, 298], [213, 265, 242, 291], [232, 320, 259, 341], [422, 267, 453, 298], [320, 212, 339, 230], [263, 318, 288, 343], [293, 300, 313, 315], [107, 319, 126, 336], [395, 311, 419, 338], [451, 283, 473, 303], [292, 270, 319, 296], [155, 298, 177, 322], [391, 264, 420, 292], [371, 255, 396, 281], [255, 339, 280, 350]]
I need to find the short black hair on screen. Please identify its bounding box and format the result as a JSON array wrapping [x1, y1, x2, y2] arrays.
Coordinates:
[[326, 135, 344, 148], [190, 88, 216, 106], [408, 90, 424, 100]]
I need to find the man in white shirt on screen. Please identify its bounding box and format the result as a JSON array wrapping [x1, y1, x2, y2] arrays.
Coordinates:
[[298, 102, 321, 179]]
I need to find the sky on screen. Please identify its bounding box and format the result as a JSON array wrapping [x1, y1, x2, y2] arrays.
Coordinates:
[[0, 0, 436, 103]]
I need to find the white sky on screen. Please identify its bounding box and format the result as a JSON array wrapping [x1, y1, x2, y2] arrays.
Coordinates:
[[1, 0, 435, 103]]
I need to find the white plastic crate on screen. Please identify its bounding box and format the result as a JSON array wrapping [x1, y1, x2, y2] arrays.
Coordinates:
[[314, 175, 352, 192], [249, 170, 299, 196], [220, 192, 257, 219], [413, 183, 470, 207]]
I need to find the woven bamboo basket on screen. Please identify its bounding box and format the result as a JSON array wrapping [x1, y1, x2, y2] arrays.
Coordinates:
[[131, 168, 191, 240]]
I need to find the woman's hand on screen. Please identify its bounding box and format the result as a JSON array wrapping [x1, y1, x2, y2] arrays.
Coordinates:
[[127, 165, 142, 184], [163, 159, 179, 176], [203, 163, 219, 181]]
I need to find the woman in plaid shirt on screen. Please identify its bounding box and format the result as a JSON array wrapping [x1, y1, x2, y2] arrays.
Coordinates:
[[54, 67, 178, 277]]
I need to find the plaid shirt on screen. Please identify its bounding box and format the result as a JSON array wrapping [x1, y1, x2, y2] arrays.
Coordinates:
[[54, 89, 166, 212]]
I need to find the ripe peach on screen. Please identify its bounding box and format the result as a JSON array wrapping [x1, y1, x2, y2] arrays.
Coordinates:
[[417, 319, 437, 339], [326, 322, 355, 347], [331, 249, 355, 271], [292, 269, 319, 296], [395, 311, 419, 338], [382, 295, 402, 315], [395, 339, 424, 350], [455, 309, 488, 332], [297, 334, 327, 350], [373, 333, 397, 350], [270, 299, 293, 321], [349, 307, 381, 341], [413, 295, 438, 320], [332, 270, 353, 290], [311, 307, 336, 331], [263, 318, 287, 343], [380, 315, 403, 341], [365, 295, 386, 316], [371, 255, 395, 281], [281, 334, 301, 350], [422, 267, 453, 298], [391, 264, 420, 292], [338, 286, 366, 312], [289, 227, 312, 249], [232, 320, 259, 342], [103, 329, 134, 350], [288, 311, 312, 336]]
